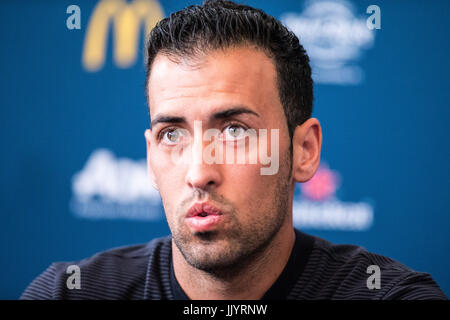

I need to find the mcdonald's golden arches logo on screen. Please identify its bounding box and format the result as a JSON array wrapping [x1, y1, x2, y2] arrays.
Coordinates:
[[83, 0, 164, 71]]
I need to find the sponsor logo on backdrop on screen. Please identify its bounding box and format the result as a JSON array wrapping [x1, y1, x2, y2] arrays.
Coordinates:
[[281, 0, 376, 85], [71, 149, 373, 229], [82, 0, 376, 81], [70, 149, 162, 220], [83, 0, 164, 71], [293, 163, 374, 231]]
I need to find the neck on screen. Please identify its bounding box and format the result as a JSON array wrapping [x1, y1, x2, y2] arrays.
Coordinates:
[[172, 217, 296, 300]]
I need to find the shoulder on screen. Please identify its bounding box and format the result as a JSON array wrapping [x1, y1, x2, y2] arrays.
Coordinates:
[[20, 236, 172, 300], [292, 233, 447, 300]]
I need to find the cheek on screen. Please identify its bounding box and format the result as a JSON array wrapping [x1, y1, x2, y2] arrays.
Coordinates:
[[149, 149, 183, 211], [224, 164, 278, 207], [150, 145, 181, 180]]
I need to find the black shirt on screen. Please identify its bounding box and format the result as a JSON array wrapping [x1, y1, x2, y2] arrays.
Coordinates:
[[21, 229, 447, 300]]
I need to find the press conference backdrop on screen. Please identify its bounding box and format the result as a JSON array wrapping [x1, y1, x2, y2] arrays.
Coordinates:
[[1, 0, 449, 299]]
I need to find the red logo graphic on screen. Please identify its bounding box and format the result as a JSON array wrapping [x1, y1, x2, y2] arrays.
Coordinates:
[[300, 164, 340, 201]]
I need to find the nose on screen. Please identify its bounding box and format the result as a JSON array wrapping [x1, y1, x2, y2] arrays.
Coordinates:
[[184, 128, 222, 191], [185, 162, 222, 191]]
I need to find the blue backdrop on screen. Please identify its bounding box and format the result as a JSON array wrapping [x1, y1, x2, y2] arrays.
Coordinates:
[[1, 0, 449, 299]]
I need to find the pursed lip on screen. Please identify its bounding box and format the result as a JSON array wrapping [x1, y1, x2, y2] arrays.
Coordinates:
[[185, 202, 223, 218]]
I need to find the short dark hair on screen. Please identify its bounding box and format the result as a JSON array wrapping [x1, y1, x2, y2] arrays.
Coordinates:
[[146, 0, 313, 138]]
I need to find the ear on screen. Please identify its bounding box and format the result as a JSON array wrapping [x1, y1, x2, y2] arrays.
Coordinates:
[[144, 129, 159, 190], [292, 118, 322, 183]]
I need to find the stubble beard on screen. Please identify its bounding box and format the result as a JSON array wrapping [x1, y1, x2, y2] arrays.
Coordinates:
[[169, 154, 292, 278]]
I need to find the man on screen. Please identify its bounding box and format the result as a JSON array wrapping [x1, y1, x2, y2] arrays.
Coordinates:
[[21, 0, 446, 300]]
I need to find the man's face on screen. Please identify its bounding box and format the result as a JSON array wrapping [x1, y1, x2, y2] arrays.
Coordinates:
[[146, 47, 293, 272]]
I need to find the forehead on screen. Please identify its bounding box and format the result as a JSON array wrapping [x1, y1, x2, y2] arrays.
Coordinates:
[[147, 47, 284, 122]]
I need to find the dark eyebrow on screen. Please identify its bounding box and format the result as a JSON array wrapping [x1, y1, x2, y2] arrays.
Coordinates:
[[150, 116, 186, 128], [150, 106, 259, 128], [211, 106, 260, 120]]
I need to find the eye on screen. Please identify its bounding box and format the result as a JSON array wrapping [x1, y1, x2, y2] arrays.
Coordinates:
[[161, 128, 184, 145], [223, 124, 246, 140]]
